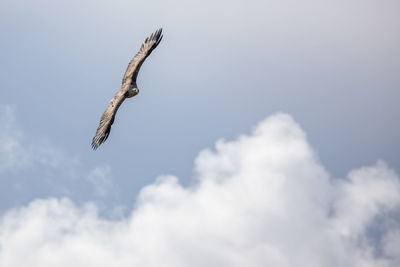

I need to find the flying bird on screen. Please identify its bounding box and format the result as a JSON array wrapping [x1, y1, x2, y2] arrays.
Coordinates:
[[92, 28, 163, 150]]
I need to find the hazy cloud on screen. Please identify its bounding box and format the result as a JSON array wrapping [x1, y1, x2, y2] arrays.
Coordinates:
[[86, 165, 116, 197], [0, 105, 78, 173], [0, 113, 399, 267], [0, 105, 30, 172], [0, 106, 117, 210]]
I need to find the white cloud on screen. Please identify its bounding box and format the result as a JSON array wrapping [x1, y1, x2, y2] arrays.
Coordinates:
[[0, 113, 399, 267]]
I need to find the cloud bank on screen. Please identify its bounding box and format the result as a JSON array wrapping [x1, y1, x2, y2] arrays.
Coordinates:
[[0, 114, 399, 267]]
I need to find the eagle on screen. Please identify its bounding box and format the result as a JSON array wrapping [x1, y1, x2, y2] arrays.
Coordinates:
[[92, 28, 163, 150]]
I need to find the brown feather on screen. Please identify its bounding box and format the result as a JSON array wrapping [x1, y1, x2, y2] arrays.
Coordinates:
[[122, 28, 163, 86], [91, 91, 126, 149], [91, 28, 163, 150]]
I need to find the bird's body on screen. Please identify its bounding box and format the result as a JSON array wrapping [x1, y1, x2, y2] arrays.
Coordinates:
[[92, 29, 163, 150]]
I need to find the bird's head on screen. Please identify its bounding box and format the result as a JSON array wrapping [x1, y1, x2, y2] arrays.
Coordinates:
[[126, 87, 139, 98]]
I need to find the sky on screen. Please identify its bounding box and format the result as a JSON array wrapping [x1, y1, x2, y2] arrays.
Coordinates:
[[0, 0, 399, 266]]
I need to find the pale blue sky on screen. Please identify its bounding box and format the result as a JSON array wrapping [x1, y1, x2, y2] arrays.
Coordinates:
[[0, 0, 399, 213], [1, 2, 400, 266]]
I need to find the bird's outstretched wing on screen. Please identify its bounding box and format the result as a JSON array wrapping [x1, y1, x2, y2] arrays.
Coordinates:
[[92, 91, 126, 149], [121, 28, 163, 87], [91, 28, 163, 150]]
